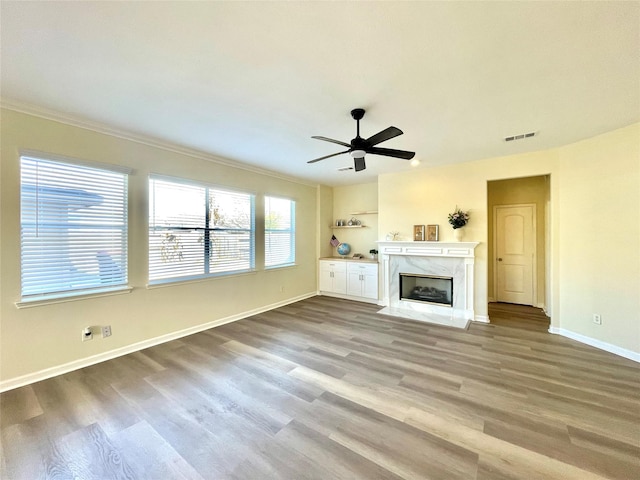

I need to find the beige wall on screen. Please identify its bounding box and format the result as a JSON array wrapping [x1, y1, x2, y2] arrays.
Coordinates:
[[487, 175, 549, 306], [330, 182, 378, 257], [317, 184, 334, 259], [557, 125, 640, 352], [0, 108, 319, 383], [377, 123, 639, 355]]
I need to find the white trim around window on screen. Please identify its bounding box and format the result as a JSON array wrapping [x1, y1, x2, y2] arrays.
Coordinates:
[[19, 154, 130, 303]]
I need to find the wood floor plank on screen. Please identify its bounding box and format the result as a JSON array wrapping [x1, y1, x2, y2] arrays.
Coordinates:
[[0, 385, 43, 428], [113, 420, 204, 480], [275, 419, 406, 480], [53, 422, 135, 480], [1, 298, 638, 479]]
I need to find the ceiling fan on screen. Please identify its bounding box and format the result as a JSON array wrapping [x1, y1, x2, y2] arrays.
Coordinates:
[[308, 108, 415, 172]]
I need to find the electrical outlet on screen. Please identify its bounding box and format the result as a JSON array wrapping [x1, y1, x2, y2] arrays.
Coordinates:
[[101, 325, 112, 338], [82, 327, 93, 342], [593, 314, 602, 325]]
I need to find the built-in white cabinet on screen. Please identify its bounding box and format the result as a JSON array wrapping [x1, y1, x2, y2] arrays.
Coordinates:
[[346, 262, 378, 299], [319, 260, 347, 294], [319, 259, 378, 303]]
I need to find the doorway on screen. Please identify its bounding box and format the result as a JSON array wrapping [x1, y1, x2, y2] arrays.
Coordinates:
[[488, 175, 550, 309]]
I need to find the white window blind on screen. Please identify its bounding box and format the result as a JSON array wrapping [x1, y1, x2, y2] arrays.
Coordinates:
[[20, 156, 128, 300], [149, 176, 255, 284], [265, 196, 295, 268]]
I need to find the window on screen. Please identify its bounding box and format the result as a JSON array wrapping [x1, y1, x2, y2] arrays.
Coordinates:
[[265, 196, 295, 268], [149, 176, 255, 284], [20, 155, 129, 300]]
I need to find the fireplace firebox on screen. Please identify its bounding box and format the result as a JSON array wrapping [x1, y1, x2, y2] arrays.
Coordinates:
[[399, 273, 453, 307]]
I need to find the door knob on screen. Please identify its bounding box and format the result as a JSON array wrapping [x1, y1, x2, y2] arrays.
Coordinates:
[[498, 258, 503, 261]]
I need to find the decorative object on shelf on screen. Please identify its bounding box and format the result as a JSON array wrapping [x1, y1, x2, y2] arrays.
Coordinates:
[[386, 231, 400, 241], [448, 206, 469, 241], [413, 225, 425, 241], [337, 242, 351, 257], [369, 249, 378, 259], [427, 224, 439, 241], [330, 235, 340, 247], [448, 206, 470, 229]]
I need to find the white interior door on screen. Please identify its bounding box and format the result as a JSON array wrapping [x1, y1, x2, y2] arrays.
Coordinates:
[[495, 204, 536, 305]]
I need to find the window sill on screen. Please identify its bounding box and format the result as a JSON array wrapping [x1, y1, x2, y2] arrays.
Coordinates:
[[16, 286, 133, 309]]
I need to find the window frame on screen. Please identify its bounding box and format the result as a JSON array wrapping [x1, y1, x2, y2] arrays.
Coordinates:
[[18, 152, 131, 306], [264, 195, 296, 269], [148, 174, 256, 285]]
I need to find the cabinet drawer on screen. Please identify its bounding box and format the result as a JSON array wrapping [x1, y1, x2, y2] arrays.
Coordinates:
[[346, 262, 378, 275], [320, 260, 346, 272]]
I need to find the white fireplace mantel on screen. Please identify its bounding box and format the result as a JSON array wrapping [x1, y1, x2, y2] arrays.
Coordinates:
[[377, 241, 479, 259], [377, 241, 482, 327]]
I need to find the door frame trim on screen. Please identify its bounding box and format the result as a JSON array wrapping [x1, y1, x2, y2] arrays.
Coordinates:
[[493, 203, 537, 306]]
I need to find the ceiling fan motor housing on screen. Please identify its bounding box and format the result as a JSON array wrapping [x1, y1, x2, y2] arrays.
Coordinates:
[[351, 108, 365, 121]]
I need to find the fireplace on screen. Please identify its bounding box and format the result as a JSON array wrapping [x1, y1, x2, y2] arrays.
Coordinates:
[[400, 273, 453, 306], [376, 241, 482, 328]]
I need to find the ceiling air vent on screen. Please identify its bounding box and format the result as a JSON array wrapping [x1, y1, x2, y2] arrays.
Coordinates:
[[505, 132, 536, 142]]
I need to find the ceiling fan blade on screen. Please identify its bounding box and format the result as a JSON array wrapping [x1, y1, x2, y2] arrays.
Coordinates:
[[354, 157, 366, 172], [311, 136, 351, 148], [307, 149, 350, 164], [367, 147, 415, 160], [366, 126, 403, 147]]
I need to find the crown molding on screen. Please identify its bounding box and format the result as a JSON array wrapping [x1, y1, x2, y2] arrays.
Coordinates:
[[0, 98, 318, 188]]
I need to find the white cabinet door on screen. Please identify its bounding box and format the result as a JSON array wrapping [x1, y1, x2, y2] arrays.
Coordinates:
[[333, 269, 347, 294], [319, 265, 333, 292], [361, 270, 379, 299], [319, 260, 347, 294], [347, 270, 363, 296], [346, 263, 378, 299]]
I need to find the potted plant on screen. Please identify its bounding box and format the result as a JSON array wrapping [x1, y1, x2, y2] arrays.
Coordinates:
[[369, 249, 378, 259], [448, 206, 470, 241]]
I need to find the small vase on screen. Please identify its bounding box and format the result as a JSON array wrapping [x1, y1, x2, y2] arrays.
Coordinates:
[[454, 228, 464, 241]]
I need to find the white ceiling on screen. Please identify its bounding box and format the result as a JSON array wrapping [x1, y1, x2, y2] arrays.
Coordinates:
[[2, 1, 638, 186]]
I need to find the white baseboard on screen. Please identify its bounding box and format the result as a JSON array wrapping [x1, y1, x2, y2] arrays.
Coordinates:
[[317, 291, 379, 305], [0, 292, 316, 393], [474, 314, 490, 323], [548, 327, 640, 363]]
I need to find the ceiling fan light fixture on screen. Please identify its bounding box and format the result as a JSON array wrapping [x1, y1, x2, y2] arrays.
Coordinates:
[[350, 149, 366, 158]]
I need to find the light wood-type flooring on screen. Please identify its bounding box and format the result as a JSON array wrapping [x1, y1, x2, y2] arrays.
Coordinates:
[[1, 297, 639, 479]]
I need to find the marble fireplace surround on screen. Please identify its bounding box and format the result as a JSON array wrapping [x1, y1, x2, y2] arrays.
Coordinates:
[[377, 241, 480, 328]]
